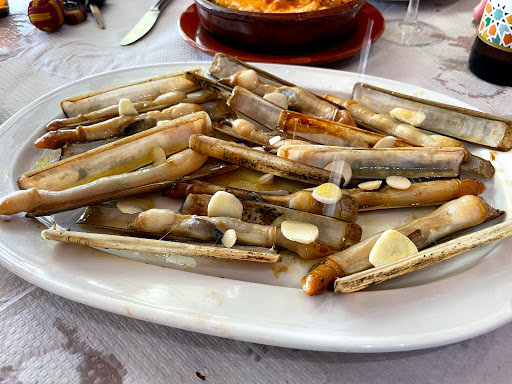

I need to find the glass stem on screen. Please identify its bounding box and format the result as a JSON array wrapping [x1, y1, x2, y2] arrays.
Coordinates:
[[403, 0, 420, 26]]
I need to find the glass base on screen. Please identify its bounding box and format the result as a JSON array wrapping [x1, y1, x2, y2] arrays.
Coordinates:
[[383, 19, 445, 47]]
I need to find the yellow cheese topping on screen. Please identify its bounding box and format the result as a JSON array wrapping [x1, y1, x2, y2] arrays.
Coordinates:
[[212, 0, 352, 13]]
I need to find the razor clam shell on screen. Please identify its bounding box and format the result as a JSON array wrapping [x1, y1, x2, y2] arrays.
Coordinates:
[[227, 86, 283, 130], [61, 70, 202, 117], [277, 145, 465, 179], [42, 228, 280, 263], [277, 110, 409, 148], [131, 209, 276, 248], [189, 134, 338, 186], [213, 123, 276, 147], [77, 204, 208, 242], [209, 53, 293, 87], [80, 205, 277, 248], [184, 71, 234, 99], [209, 54, 347, 116], [26, 160, 237, 217], [353, 83, 512, 151], [276, 86, 349, 123], [165, 180, 358, 222], [302, 195, 501, 295], [334, 218, 512, 293], [60, 139, 117, 159], [19, 112, 213, 191], [350, 178, 486, 210], [48, 90, 216, 132], [181, 194, 362, 251], [338, 196, 499, 276]]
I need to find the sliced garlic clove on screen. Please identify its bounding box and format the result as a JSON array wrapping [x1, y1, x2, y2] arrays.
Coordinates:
[[373, 136, 397, 149], [263, 92, 289, 109], [207, 191, 244, 219], [258, 173, 275, 186], [150, 146, 167, 167], [312, 182, 342, 204], [222, 229, 237, 248], [357, 180, 382, 191], [390, 107, 425, 127], [281, 221, 319, 244], [156, 119, 172, 127], [117, 198, 152, 214], [386, 175, 411, 190], [324, 160, 352, 187], [268, 135, 283, 146], [369, 229, 418, 267], [118, 98, 139, 116]]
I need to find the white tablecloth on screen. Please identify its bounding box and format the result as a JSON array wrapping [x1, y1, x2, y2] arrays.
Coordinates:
[[1, 0, 512, 383]]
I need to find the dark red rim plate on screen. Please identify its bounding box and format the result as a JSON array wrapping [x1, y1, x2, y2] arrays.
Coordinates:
[[178, 3, 385, 66]]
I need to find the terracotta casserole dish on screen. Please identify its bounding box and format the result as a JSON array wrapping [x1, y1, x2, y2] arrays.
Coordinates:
[[193, 0, 367, 51]]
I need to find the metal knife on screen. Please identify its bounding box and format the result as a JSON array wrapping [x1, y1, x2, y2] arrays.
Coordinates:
[[87, 0, 106, 29], [119, 0, 173, 46]]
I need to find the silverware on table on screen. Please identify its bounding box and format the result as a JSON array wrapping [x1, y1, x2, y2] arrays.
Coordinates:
[[119, 0, 173, 46], [63, 0, 106, 29], [86, 0, 106, 29]]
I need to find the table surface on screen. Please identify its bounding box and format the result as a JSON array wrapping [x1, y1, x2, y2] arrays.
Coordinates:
[[1, 0, 512, 383]]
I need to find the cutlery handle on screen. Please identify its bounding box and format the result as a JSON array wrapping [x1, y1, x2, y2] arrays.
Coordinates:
[[150, 0, 172, 11]]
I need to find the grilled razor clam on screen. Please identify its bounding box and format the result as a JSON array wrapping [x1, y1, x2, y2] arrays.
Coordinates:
[[130, 208, 276, 247], [328, 95, 463, 147], [273, 86, 356, 126], [180, 194, 362, 252], [277, 110, 410, 148], [35, 103, 205, 150], [42, 228, 281, 263], [227, 86, 283, 130], [0, 150, 208, 217], [61, 70, 202, 117], [200, 99, 235, 122], [209, 53, 294, 87], [46, 91, 191, 131], [267, 138, 316, 151], [189, 135, 340, 186], [323, 95, 495, 179], [78, 204, 292, 258], [19, 112, 213, 191], [211, 53, 359, 123], [184, 71, 234, 99], [14, 160, 235, 217], [213, 122, 274, 147], [229, 119, 286, 146], [218, 70, 265, 95], [131, 206, 334, 259], [334, 219, 512, 293], [277, 145, 465, 180], [352, 83, 512, 151], [349, 178, 486, 210], [164, 181, 358, 222], [218, 70, 295, 101], [302, 195, 501, 295], [60, 138, 117, 159]]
